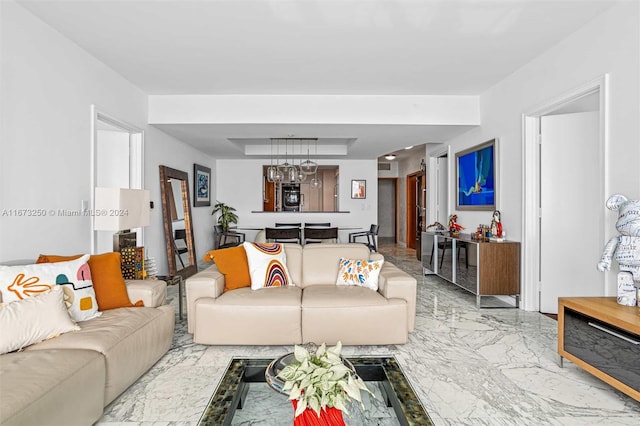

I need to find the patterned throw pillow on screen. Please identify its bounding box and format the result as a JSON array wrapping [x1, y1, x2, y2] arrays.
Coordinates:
[[0, 286, 80, 354], [242, 242, 293, 289], [37, 253, 142, 310], [336, 257, 384, 291], [0, 255, 101, 322]]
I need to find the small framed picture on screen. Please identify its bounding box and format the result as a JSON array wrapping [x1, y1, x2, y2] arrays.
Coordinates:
[[351, 179, 366, 199], [193, 164, 211, 207]]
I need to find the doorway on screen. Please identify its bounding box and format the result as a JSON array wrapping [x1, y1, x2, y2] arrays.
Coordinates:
[[90, 106, 144, 254], [406, 171, 425, 252], [522, 76, 608, 313], [378, 178, 398, 243]]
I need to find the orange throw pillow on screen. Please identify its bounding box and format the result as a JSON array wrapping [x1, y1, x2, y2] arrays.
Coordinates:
[[37, 253, 143, 310], [203, 246, 251, 292]]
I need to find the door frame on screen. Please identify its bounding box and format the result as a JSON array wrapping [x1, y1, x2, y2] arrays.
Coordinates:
[[90, 105, 144, 254], [521, 75, 609, 311]]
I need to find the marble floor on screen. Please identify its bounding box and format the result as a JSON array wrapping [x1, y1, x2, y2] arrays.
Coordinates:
[[97, 243, 640, 425]]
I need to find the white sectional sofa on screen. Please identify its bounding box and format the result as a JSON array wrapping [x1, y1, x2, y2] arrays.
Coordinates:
[[0, 279, 174, 426], [186, 243, 417, 345]]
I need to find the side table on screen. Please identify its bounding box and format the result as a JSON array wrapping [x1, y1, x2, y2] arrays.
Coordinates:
[[157, 275, 184, 320]]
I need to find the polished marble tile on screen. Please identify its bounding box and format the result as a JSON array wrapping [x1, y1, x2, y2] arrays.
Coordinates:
[[97, 243, 640, 425]]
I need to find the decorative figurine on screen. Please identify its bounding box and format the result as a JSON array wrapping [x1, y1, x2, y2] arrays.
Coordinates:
[[490, 210, 503, 239], [448, 214, 464, 236], [597, 194, 640, 306], [426, 222, 446, 232]]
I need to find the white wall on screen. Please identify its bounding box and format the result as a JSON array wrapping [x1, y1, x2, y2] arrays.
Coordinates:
[[216, 159, 377, 242], [427, 1, 639, 298], [144, 127, 216, 274], [0, 2, 215, 274]]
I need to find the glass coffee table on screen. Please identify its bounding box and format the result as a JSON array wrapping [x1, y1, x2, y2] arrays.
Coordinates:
[[198, 356, 433, 426]]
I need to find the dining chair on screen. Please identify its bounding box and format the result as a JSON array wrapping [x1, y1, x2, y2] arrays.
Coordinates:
[[173, 229, 189, 268], [303, 227, 338, 244], [430, 238, 468, 269], [214, 225, 245, 249], [265, 227, 302, 244], [348, 224, 379, 252], [304, 222, 330, 227]]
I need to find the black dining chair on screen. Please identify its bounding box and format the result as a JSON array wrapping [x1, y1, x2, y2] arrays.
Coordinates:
[[214, 225, 245, 249], [348, 224, 379, 252], [304, 222, 330, 227], [430, 238, 468, 269], [173, 229, 189, 268], [304, 227, 338, 244], [265, 227, 302, 244]]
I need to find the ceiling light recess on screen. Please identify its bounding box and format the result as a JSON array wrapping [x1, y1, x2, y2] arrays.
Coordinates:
[[385, 154, 396, 160]]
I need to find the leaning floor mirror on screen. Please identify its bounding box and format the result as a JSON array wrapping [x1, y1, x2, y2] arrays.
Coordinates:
[[159, 165, 197, 279]]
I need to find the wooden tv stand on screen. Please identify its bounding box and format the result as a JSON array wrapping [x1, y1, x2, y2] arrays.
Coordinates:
[[558, 297, 640, 402]]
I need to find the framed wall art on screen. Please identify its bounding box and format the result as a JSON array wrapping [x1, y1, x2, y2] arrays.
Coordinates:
[[455, 139, 497, 211], [193, 164, 211, 207], [351, 179, 366, 199]]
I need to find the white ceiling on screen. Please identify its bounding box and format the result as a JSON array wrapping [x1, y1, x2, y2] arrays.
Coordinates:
[[17, 0, 617, 160]]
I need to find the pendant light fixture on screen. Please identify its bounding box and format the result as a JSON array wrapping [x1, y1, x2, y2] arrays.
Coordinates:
[[266, 138, 277, 182], [295, 140, 307, 182], [309, 139, 322, 189], [272, 139, 283, 183], [300, 139, 318, 175]]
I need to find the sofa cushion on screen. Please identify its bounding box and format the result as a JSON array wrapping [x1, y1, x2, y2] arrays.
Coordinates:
[[203, 246, 251, 292], [0, 255, 101, 322], [243, 242, 293, 289], [336, 257, 384, 291], [37, 252, 142, 310], [0, 349, 105, 426], [25, 305, 175, 404], [193, 286, 302, 345], [0, 286, 79, 354], [301, 285, 408, 345], [300, 244, 373, 288]]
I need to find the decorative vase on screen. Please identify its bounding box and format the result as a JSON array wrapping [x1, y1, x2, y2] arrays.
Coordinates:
[[291, 400, 345, 426]]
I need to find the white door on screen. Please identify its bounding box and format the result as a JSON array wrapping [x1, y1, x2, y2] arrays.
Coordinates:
[[539, 111, 603, 313]]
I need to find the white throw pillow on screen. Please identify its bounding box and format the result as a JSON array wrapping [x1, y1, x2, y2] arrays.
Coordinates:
[[336, 257, 384, 291], [0, 286, 80, 354], [0, 255, 101, 322], [242, 242, 293, 289]]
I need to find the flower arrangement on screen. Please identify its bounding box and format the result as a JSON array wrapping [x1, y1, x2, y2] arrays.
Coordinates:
[[277, 342, 372, 419]]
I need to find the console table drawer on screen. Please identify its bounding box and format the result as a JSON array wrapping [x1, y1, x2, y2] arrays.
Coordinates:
[[563, 308, 640, 391]]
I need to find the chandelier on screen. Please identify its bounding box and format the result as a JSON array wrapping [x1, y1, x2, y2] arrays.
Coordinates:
[[266, 138, 319, 184]]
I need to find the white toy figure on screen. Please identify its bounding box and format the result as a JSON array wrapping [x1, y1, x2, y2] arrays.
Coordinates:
[[597, 194, 640, 305]]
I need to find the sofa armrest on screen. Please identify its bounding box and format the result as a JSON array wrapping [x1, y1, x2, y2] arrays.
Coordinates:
[[377, 263, 417, 332], [125, 279, 167, 308], [185, 265, 225, 334]]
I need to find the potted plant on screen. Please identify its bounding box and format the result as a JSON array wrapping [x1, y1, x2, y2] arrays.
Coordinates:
[[211, 201, 238, 231], [277, 342, 373, 425]]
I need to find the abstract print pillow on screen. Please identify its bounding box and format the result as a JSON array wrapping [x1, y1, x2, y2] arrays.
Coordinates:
[[336, 257, 384, 291], [0, 255, 101, 322], [242, 242, 293, 289]]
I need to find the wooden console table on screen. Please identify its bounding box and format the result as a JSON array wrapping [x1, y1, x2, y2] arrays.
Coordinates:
[[558, 297, 640, 402], [421, 232, 520, 307]]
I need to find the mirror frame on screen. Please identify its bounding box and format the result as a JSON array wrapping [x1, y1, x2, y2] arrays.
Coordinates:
[[159, 165, 197, 279]]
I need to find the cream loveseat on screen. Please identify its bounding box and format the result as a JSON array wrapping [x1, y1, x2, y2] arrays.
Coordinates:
[[186, 243, 417, 345], [0, 279, 174, 426]]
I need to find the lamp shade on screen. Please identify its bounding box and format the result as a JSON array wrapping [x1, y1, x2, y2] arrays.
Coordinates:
[[94, 188, 150, 231]]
